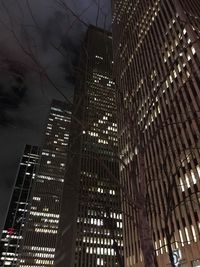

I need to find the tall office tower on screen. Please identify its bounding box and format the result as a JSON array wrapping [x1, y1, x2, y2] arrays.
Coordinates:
[[112, 0, 200, 267], [0, 145, 40, 267], [19, 100, 72, 267], [56, 26, 123, 267]]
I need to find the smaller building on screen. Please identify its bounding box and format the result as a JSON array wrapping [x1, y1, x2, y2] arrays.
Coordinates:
[[19, 100, 72, 267], [0, 145, 40, 267]]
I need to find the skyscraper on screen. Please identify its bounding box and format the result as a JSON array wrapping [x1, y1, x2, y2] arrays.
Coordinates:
[[56, 26, 123, 267], [112, 0, 200, 267], [19, 100, 72, 267], [0, 145, 40, 267]]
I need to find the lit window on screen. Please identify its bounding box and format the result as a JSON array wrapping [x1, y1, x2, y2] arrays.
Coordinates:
[[191, 46, 196, 55]]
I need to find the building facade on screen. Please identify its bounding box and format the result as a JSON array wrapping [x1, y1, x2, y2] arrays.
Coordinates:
[[18, 100, 72, 267], [0, 145, 40, 267], [112, 0, 200, 267], [56, 26, 123, 267], [73, 26, 123, 267]]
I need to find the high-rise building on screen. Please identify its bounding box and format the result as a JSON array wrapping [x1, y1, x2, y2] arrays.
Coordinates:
[[112, 0, 200, 267], [56, 26, 123, 267], [19, 100, 72, 267], [0, 145, 40, 267]]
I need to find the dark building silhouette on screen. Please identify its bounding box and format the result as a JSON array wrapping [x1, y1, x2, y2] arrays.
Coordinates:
[[0, 145, 40, 267], [112, 0, 200, 266], [56, 26, 123, 267], [18, 100, 72, 267]]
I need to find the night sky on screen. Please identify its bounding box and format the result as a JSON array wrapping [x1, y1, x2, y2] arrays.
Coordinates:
[[0, 0, 111, 230]]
